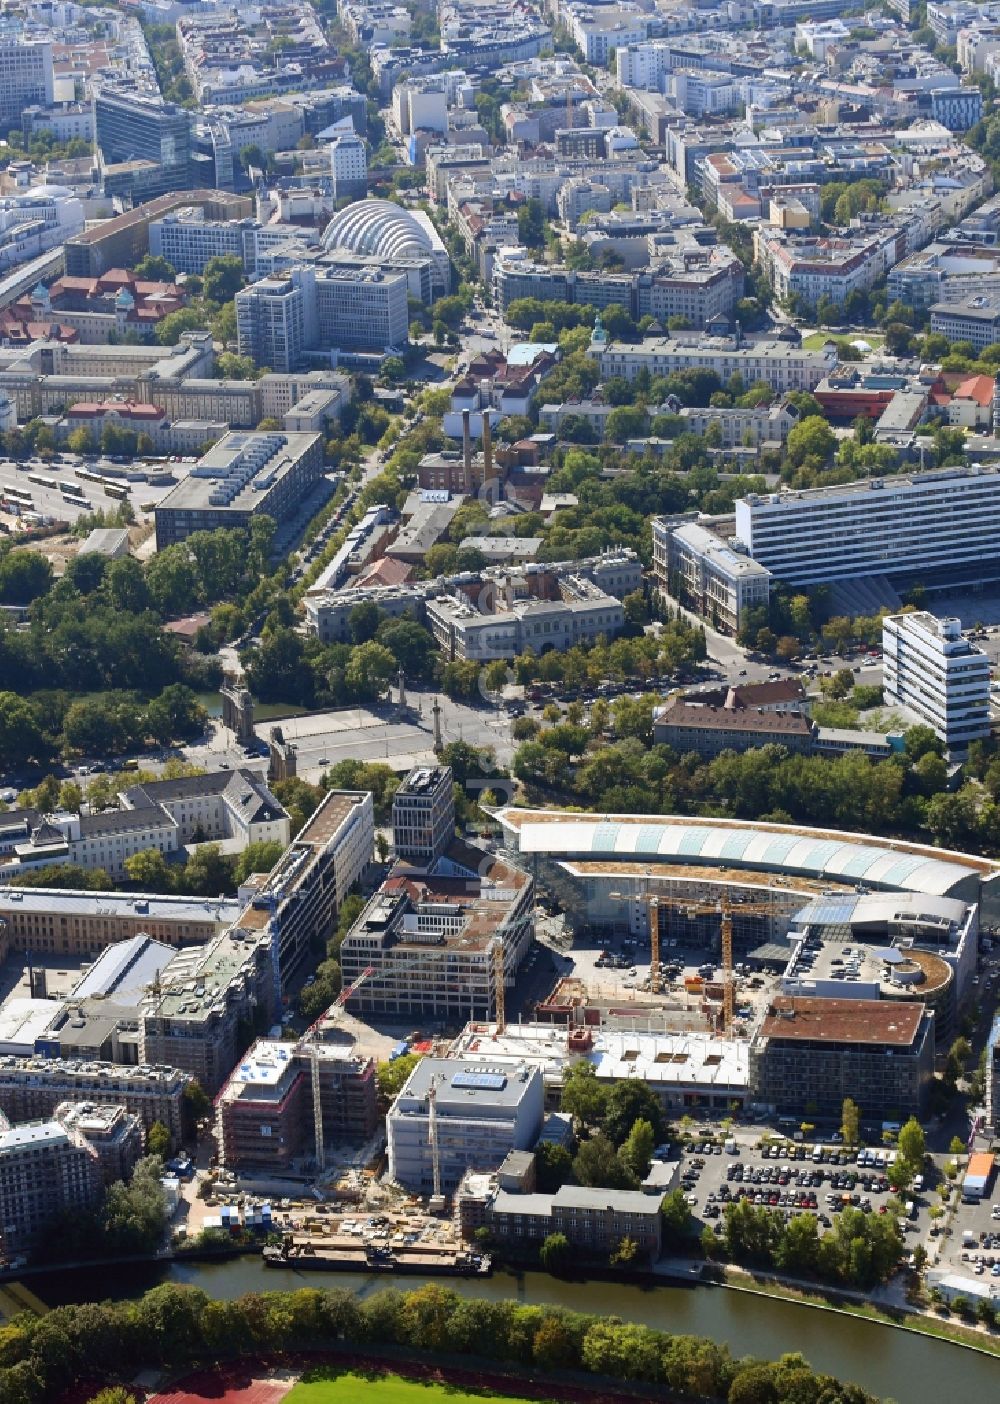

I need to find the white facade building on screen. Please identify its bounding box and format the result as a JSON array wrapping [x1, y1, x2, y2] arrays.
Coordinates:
[[387, 1057, 544, 1193], [652, 519, 771, 635], [734, 467, 1000, 587], [595, 333, 838, 395], [883, 612, 991, 752]]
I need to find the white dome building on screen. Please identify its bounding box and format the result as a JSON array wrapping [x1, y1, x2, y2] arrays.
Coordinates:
[[320, 198, 450, 298]]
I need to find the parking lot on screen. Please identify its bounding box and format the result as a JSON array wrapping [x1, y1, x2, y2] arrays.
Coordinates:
[[676, 1133, 930, 1250], [0, 455, 180, 536], [936, 1175, 1000, 1281]]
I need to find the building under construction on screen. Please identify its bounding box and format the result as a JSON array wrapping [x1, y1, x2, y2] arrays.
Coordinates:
[[214, 1036, 378, 1173]]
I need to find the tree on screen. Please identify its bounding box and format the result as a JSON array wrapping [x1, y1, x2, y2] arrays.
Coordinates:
[[202, 254, 244, 306], [841, 1097, 860, 1146], [560, 1060, 609, 1131], [0, 691, 47, 770], [786, 414, 836, 467], [517, 198, 545, 248], [182, 843, 235, 897], [618, 1118, 654, 1181], [147, 1122, 170, 1157], [155, 308, 207, 346], [609, 1236, 638, 1266], [124, 848, 176, 892], [0, 549, 53, 605], [573, 1133, 639, 1190], [233, 840, 284, 884], [86, 1391, 138, 1404], [603, 1080, 665, 1146], [539, 1231, 572, 1274], [894, 1117, 926, 1189], [375, 1053, 422, 1110], [348, 599, 381, 643], [535, 1142, 575, 1193], [133, 254, 176, 282], [299, 958, 342, 1020], [660, 1188, 693, 1247]]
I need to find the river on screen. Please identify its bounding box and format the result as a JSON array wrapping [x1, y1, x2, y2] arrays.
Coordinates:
[[23, 1255, 1000, 1403]]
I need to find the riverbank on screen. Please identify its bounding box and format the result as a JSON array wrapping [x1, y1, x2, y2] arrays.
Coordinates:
[[20, 1254, 1000, 1403]]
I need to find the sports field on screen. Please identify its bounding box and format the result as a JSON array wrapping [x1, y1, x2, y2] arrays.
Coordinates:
[[285, 1371, 538, 1404]]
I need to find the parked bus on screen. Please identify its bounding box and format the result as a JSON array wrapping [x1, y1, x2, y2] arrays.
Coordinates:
[[104, 482, 129, 500], [27, 472, 56, 489], [74, 467, 104, 485], [5, 487, 32, 504], [58, 480, 83, 495]]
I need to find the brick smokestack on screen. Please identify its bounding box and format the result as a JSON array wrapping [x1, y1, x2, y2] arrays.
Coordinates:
[[482, 411, 493, 486]]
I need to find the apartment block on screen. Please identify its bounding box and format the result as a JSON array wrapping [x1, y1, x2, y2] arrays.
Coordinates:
[[387, 1058, 544, 1193], [930, 294, 1000, 351], [215, 1038, 377, 1172], [94, 90, 193, 199], [652, 695, 814, 758], [138, 928, 276, 1095], [0, 1058, 188, 1144], [215, 1040, 309, 1173], [53, 1101, 144, 1186], [750, 997, 935, 1120], [734, 467, 1000, 588], [329, 131, 368, 200], [485, 1184, 663, 1260], [883, 612, 991, 752], [987, 1014, 1000, 1136], [241, 789, 375, 980], [235, 264, 409, 368], [0, 1120, 101, 1262]]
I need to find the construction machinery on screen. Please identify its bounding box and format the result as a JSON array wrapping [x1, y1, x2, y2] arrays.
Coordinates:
[[611, 887, 736, 1035], [303, 965, 375, 1170], [427, 1073, 445, 1212], [492, 939, 506, 1037]]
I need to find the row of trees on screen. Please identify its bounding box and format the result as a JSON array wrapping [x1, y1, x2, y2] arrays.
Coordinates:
[[511, 707, 1000, 850], [0, 1281, 884, 1404], [712, 1199, 904, 1290]]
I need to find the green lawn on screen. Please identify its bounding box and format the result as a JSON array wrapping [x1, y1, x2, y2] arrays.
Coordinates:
[[801, 331, 885, 351], [284, 1370, 542, 1404]]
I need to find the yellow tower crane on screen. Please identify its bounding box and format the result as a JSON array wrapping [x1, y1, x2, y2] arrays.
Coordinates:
[[612, 887, 736, 1035]]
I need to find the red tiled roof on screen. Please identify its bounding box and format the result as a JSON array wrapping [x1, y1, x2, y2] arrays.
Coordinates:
[[954, 374, 995, 408]]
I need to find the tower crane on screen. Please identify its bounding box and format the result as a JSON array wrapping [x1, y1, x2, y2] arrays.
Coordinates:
[[611, 886, 736, 1035], [427, 1074, 442, 1205], [492, 940, 506, 1037]]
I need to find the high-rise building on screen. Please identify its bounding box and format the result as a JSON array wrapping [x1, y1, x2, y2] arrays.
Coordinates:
[[329, 130, 368, 199], [235, 264, 408, 368], [883, 612, 991, 753], [0, 39, 53, 129], [94, 90, 192, 197], [235, 273, 308, 373], [734, 467, 1000, 588], [391, 765, 455, 869]]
